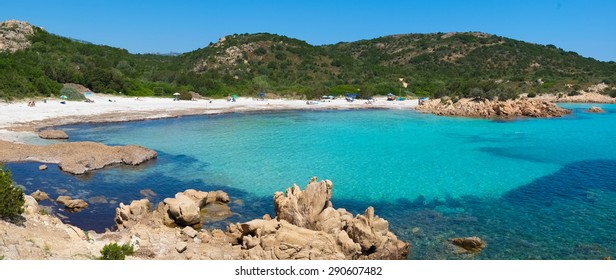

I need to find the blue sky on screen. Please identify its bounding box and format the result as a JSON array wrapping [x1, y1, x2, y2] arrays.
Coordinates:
[[2, 0, 615, 61]]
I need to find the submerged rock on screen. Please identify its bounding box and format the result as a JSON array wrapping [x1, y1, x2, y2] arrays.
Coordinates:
[[87, 196, 108, 204], [450, 236, 486, 253], [139, 189, 157, 198]]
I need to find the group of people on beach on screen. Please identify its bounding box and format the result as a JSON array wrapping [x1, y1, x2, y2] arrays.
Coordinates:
[[27, 100, 36, 107]]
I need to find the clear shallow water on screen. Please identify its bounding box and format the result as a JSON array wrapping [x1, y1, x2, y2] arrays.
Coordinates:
[[6, 104, 616, 259]]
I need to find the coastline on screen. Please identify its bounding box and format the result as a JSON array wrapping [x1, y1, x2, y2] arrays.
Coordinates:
[[0, 93, 418, 143]]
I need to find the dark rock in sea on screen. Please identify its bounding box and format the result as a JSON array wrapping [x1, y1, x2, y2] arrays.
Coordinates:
[[450, 236, 486, 253], [87, 196, 108, 204], [139, 188, 157, 198], [201, 202, 232, 223]]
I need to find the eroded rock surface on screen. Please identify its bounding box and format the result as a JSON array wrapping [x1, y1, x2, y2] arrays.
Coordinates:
[[0, 140, 157, 174], [30, 189, 51, 201], [4, 179, 408, 260], [417, 98, 570, 118], [230, 177, 409, 260], [56, 196, 88, 212], [0, 20, 34, 53]]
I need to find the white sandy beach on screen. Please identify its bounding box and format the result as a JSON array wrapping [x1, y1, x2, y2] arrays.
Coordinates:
[[0, 94, 418, 142]]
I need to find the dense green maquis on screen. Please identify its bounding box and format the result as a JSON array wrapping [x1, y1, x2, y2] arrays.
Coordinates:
[[0, 165, 25, 221], [1, 23, 615, 101]]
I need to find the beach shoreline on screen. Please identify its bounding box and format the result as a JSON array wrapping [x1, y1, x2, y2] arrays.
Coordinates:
[[0, 93, 418, 143]]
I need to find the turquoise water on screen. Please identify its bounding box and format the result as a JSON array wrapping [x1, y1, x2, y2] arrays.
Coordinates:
[[7, 104, 616, 259]]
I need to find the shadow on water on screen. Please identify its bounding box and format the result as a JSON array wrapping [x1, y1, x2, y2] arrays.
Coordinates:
[[6, 159, 616, 259], [477, 147, 556, 164], [333, 159, 616, 259], [5, 161, 274, 233]]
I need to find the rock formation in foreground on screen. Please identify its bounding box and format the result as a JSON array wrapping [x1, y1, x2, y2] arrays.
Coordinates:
[[416, 98, 571, 118], [114, 178, 408, 260], [1, 178, 408, 260], [227, 177, 409, 259], [0, 140, 157, 174]]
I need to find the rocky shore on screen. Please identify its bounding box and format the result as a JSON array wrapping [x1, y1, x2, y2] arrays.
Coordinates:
[[0, 178, 409, 260], [0, 140, 157, 174], [416, 98, 571, 118]]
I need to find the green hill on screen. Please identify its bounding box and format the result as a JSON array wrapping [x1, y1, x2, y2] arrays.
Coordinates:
[[1, 20, 615, 101]]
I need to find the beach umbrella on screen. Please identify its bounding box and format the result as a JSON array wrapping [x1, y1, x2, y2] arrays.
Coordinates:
[[232, 94, 238, 99], [173, 92, 181, 96], [60, 95, 67, 99]]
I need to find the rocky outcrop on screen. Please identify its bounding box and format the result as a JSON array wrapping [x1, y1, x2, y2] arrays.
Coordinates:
[[586, 106, 605, 113], [109, 178, 408, 260], [56, 196, 88, 212], [115, 199, 152, 229], [0, 20, 34, 53], [0, 140, 157, 174], [4, 179, 407, 260], [38, 130, 69, 139], [228, 177, 409, 260], [416, 98, 570, 118], [162, 193, 201, 226], [115, 189, 231, 229]]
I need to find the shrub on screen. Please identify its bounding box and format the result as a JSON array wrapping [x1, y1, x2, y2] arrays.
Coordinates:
[[253, 47, 267, 56], [527, 92, 537, 98], [99, 243, 134, 260], [568, 90, 581, 96], [601, 88, 616, 98], [0, 165, 25, 220], [178, 92, 193, 100], [60, 86, 85, 100]]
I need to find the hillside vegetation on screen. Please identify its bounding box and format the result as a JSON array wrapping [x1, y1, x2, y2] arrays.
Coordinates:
[[1, 20, 615, 101]]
